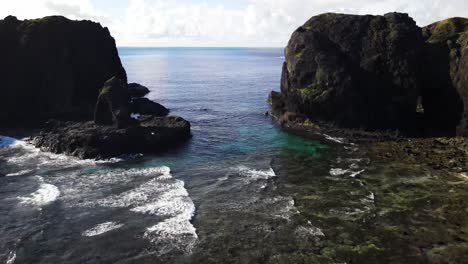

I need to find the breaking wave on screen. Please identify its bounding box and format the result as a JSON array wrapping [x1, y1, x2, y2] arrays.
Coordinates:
[[82, 222, 124, 237], [18, 176, 60, 207]]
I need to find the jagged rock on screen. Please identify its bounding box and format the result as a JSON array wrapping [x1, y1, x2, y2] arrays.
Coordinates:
[[422, 18, 468, 136], [33, 116, 191, 159], [130, 98, 169, 116], [94, 76, 131, 127], [128, 83, 150, 98], [0, 15, 126, 126], [277, 13, 423, 130]]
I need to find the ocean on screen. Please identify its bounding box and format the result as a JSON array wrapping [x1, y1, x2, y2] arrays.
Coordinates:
[[1, 48, 467, 263]]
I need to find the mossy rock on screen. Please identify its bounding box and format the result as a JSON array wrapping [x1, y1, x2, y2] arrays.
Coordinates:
[[423, 17, 468, 43]]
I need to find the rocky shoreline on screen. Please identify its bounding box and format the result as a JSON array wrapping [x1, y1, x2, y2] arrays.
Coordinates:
[[269, 12, 468, 175], [0, 15, 191, 159], [268, 105, 467, 176], [32, 116, 191, 159]]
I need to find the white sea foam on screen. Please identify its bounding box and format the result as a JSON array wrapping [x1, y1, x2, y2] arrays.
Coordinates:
[[295, 221, 325, 240], [131, 113, 141, 119], [350, 169, 365, 178], [1, 136, 125, 170], [323, 134, 345, 144], [330, 166, 366, 178], [93, 177, 183, 208], [134, 171, 197, 256], [6, 250, 16, 264], [18, 177, 60, 207], [258, 196, 299, 221], [144, 214, 198, 256], [330, 168, 349, 176], [236, 166, 276, 180], [130, 185, 193, 216], [82, 222, 124, 237], [79, 166, 198, 255], [6, 169, 34, 177]]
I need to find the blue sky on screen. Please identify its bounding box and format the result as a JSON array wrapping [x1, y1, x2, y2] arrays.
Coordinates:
[[1, 0, 467, 47]]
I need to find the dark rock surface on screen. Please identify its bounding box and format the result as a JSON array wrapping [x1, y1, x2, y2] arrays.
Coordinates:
[[277, 13, 422, 131], [422, 18, 468, 136], [0, 15, 126, 126], [0, 15, 191, 159], [272, 13, 468, 137], [33, 116, 191, 159], [130, 98, 170, 117], [94, 76, 132, 127], [128, 83, 150, 98], [369, 137, 468, 172]]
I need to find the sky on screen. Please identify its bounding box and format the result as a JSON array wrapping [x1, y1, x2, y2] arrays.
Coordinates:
[[1, 0, 467, 47]]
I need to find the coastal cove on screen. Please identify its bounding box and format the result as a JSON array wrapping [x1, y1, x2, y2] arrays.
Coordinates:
[[1, 47, 468, 263]]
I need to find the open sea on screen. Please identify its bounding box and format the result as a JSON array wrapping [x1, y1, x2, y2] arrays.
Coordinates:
[[1, 48, 468, 264]]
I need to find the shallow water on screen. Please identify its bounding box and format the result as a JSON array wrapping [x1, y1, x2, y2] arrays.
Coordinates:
[[1, 48, 468, 263]]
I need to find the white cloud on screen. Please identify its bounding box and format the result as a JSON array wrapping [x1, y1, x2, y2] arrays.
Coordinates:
[[1, 0, 467, 47], [0, 0, 110, 21]]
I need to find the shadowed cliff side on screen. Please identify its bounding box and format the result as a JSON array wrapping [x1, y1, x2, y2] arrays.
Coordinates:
[[271, 13, 468, 137], [0, 15, 126, 126], [423, 17, 468, 136]]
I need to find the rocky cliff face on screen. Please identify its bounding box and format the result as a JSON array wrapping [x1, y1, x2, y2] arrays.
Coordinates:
[[279, 13, 423, 130], [422, 18, 468, 136], [0, 15, 126, 126], [273, 13, 468, 137]]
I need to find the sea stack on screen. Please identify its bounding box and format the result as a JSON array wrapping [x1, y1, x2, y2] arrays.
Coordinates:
[[271, 13, 468, 137]]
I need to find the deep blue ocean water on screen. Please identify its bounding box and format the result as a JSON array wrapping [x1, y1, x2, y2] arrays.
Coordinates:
[[2, 48, 462, 263], [120, 47, 323, 164]]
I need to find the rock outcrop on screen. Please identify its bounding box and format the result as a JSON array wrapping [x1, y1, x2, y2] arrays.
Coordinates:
[[32, 75, 189, 159], [276, 13, 422, 131], [0, 15, 126, 126], [94, 77, 132, 127], [272, 13, 468, 137], [130, 98, 169, 116], [33, 116, 191, 159], [0, 15, 191, 158], [422, 18, 468, 136], [128, 83, 150, 98]]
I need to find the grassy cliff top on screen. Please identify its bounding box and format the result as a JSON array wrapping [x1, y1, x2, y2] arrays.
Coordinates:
[[423, 17, 468, 43]]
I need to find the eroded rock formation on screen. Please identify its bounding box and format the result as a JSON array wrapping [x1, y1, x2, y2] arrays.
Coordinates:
[[272, 13, 468, 137], [0, 15, 126, 125]]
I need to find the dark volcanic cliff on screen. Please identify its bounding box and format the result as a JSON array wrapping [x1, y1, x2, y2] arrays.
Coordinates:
[[0, 15, 126, 126], [422, 18, 468, 136], [272, 13, 468, 137]]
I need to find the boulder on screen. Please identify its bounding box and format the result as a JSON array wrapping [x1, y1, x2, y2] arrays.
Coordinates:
[[0, 15, 126, 126], [128, 83, 150, 98], [94, 76, 132, 127], [422, 18, 468, 136], [277, 13, 423, 131], [33, 116, 191, 159], [130, 98, 169, 116]]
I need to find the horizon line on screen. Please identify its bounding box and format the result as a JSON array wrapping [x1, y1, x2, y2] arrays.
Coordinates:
[[117, 46, 285, 49]]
